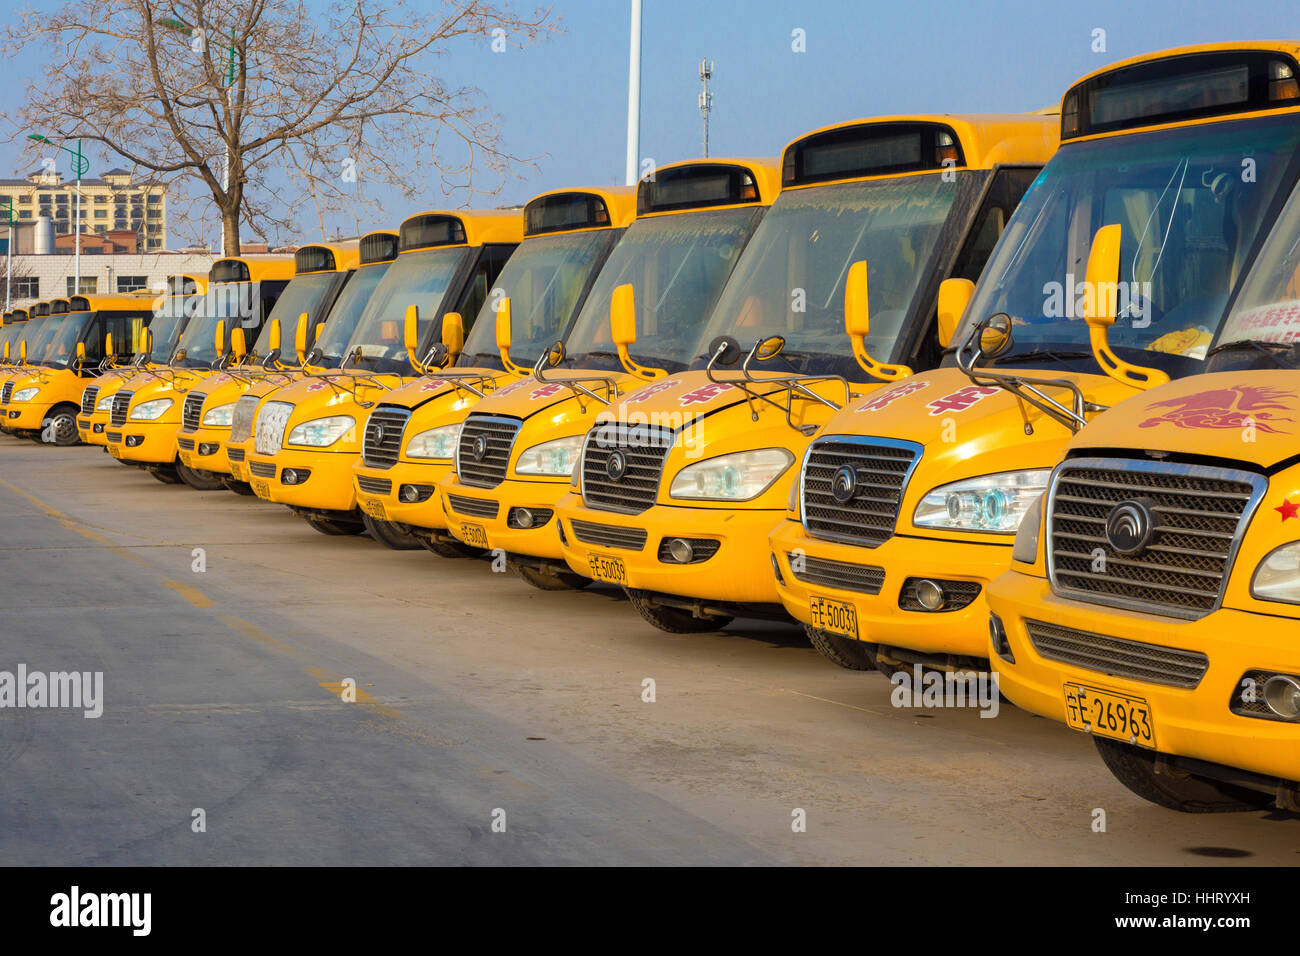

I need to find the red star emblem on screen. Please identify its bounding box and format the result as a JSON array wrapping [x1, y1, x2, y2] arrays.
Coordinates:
[[1276, 497, 1300, 521]]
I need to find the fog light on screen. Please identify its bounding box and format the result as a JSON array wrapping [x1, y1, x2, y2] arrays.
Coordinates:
[[125, 435, 143, 447], [914, 579, 946, 610], [198, 443, 218, 456], [1263, 675, 1300, 720], [989, 613, 1014, 663], [282, 468, 310, 485], [93, 423, 104, 433], [8, 411, 18, 419], [516, 508, 535, 528], [668, 538, 694, 563], [397, 484, 434, 504]]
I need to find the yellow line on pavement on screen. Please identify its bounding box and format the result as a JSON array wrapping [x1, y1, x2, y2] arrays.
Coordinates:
[[162, 580, 215, 608]]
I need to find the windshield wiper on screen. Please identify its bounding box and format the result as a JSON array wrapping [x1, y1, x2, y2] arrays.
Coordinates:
[[990, 349, 1093, 370], [1208, 338, 1300, 370]]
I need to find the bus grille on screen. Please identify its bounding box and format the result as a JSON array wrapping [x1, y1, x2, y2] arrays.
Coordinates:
[[801, 437, 921, 547], [446, 493, 498, 519], [455, 415, 521, 489], [356, 475, 393, 495], [362, 407, 411, 469], [229, 395, 259, 443], [181, 392, 205, 432], [80, 385, 100, 416], [110, 391, 133, 427], [580, 422, 674, 514], [1025, 619, 1209, 689], [1047, 458, 1264, 619], [177, 437, 195, 451], [788, 553, 885, 595], [227, 447, 246, 463], [248, 460, 277, 478], [1, 382, 12, 404], [570, 519, 648, 551]]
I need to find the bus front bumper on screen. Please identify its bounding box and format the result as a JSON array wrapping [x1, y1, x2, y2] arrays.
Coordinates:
[[988, 568, 1300, 785], [769, 519, 1004, 658], [79, 411, 110, 445], [442, 473, 571, 561], [3, 400, 54, 434], [178, 425, 232, 476], [107, 418, 179, 465], [352, 459, 453, 529], [247, 447, 358, 511]]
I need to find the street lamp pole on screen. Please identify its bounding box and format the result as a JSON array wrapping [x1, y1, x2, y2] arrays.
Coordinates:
[[1, 198, 13, 311], [27, 133, 88, 294]]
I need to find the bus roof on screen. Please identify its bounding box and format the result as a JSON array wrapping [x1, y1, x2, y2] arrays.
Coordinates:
[[397, 209, 523, 253], [359, 230, 400, 266], [1061, 43, 1300, 142], [49, 298, 71, 314], [780, 113, 1059, 191], [64, 293, 161, 313], [210, 256, 296, 284], [635, 158, 781, 218], [29, 301, 50, 317], [294, 241, 361, 275], [521, 186, 637, 236]]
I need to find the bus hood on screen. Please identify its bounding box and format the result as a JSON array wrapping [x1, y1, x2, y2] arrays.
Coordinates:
[[471, 370, 648, 422], [377, 367, 515, 411], [1067, 370, 1300, 469]]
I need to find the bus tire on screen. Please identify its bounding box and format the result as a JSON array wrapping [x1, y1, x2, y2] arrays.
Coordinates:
[[361, 513, 424, 550], [805, 625, 877, 670], [41, 405, 81, 445], [1093, 738, 1274, 813], [304, 514, 365, 536], [418, 534, 483, 559], [625, 588, 732, 634], [149, 465, 184, 484], [510, 561, 591, 591], [176, 460, 227, 491]]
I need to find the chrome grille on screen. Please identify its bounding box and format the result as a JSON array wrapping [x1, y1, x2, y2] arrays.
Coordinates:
[[110, 391, 133, 427], [1, 382, 12, 404], [357, 475, 393, 495], [80, 385, 100, 416], [788, 552, 885, 595], [229, 395, 259, 443], [226, 447, 246, 463], [177, 437, 196, 451], [570, 519, 648, 551], [362, 407, 412, 469], [181, 392, 205, 432], [801, 437, 921, 547], [581, 422, 674, 514], [455, 415, 520, 489], [1025, 619, 1209, 689], [248, 460, 276, 478], [1047, 458, 1265, 619], [447, 493, 498, 519]]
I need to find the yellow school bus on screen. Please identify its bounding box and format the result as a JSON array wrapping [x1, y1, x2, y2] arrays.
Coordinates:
[[0, 309, 29, 368], [223, 232, 399, 495], [175, 243, 360, 490], [346, 188, 638, 549], [243, 209, 522, 534], [106, 256, 295, 485], [77, 276, 207, 447], [0, 293, 162, 443], [770, 43, 1300, 674], [0, 299, 71, 415], [552, 112, 1057, 631], [431, 159, 778, 582], [988, 60, 1300, 812]]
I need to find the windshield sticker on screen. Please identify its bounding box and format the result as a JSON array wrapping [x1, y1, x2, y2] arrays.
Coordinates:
[[1222, 301, 1300, 345], [623, 379, 681, 404], [856, 379, 929, 412], [926, 385, 999, 416], [678, 383, 733, 406], [1138, 384, 1296, 433]]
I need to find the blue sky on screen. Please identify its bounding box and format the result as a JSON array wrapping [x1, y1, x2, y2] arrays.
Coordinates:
[[0, 0, 1296, 245]]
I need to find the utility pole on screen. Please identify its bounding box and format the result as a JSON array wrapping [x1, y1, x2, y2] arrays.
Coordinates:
[[698, 59, 713, 158], [624, 0, 642, 185]]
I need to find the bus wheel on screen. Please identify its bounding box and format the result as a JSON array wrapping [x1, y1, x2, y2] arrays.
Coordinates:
[[149, 465, 184, 484], [176, 460, 227, 491], [510, 561, 591, 591], [625, 588, 732, 633], [41, 407, 80, 445], [222, 478, 258, 496], [418, 533, 483, 559], [1093, 738, 1274, 813], [805, 625, 877, 671], [304, 514, 365, 536], [361, 513, 424, 550]]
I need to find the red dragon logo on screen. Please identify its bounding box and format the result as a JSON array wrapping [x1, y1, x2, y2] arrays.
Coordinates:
[[1139, 384, 1297, 433]]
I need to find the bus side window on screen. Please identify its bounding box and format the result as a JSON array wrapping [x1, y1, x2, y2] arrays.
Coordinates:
[[951, 167, 1041, 283], [83, 315, 106, 363], [456, 244, 516, 333]]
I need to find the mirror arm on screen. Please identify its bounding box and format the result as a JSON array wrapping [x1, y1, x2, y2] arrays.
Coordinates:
[[956, 326, 1088, 432], [531, 350, 615, 405]]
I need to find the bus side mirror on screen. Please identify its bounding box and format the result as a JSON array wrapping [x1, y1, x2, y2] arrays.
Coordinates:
[[215, 320, 226, 357], [314, 322, 325, 345], [268, 319, 281, 352], [20, 340, 26, 362], [844, 260, 870, 338], [937, 278, 975, 349], [76, 341, 86, 362], [403, 303, 421, 367], [610, 284, 636, 347], [441, 311, 464, 360], [105, 332, 114, 357], [294, 312, 308, 363], [495, 297, 512, 350], [3, 342, 8, 361], [231, 327, 247, 360], [1083, 223, 1169, 391], [143, 328, 153, 357]]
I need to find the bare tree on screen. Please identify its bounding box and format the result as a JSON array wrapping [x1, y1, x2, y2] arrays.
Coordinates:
[[3, 0, 559, 253]]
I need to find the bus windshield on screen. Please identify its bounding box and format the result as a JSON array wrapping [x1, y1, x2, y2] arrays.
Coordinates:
[[173, 283, 257, 368], [248, 271, 345, 367], [42, 312, 93, 367], [955, 115, 1300, 378], [458, 229, 618, 370], [692, 173, 968, 378], [1219, 172, 1300, 349], [342, 246, 469, 374], [10, 316, 47, 361], [311, 262, 392, 366], [562, 207, 764, 373], [145, 298, 193, 361]]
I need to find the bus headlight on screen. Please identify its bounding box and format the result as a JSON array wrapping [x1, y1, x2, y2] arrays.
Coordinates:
[[515, 435, 584, 476], [129, 398, 173, 420], [914, 470, 1050, 534], [95, 394, 114, 411], [1252, 542, 1300, 605], [1011, 493, 1044, 563], [669, 448, 794, 501], [202, 403, 235, 427], [404, 423, 461, 460], [287, 415, 355, 447], [11, 387, 39, 402]]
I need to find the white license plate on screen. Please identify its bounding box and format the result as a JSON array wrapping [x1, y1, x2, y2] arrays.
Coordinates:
[[809, 596, 858, 638], [588, 553, 626, 584]]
